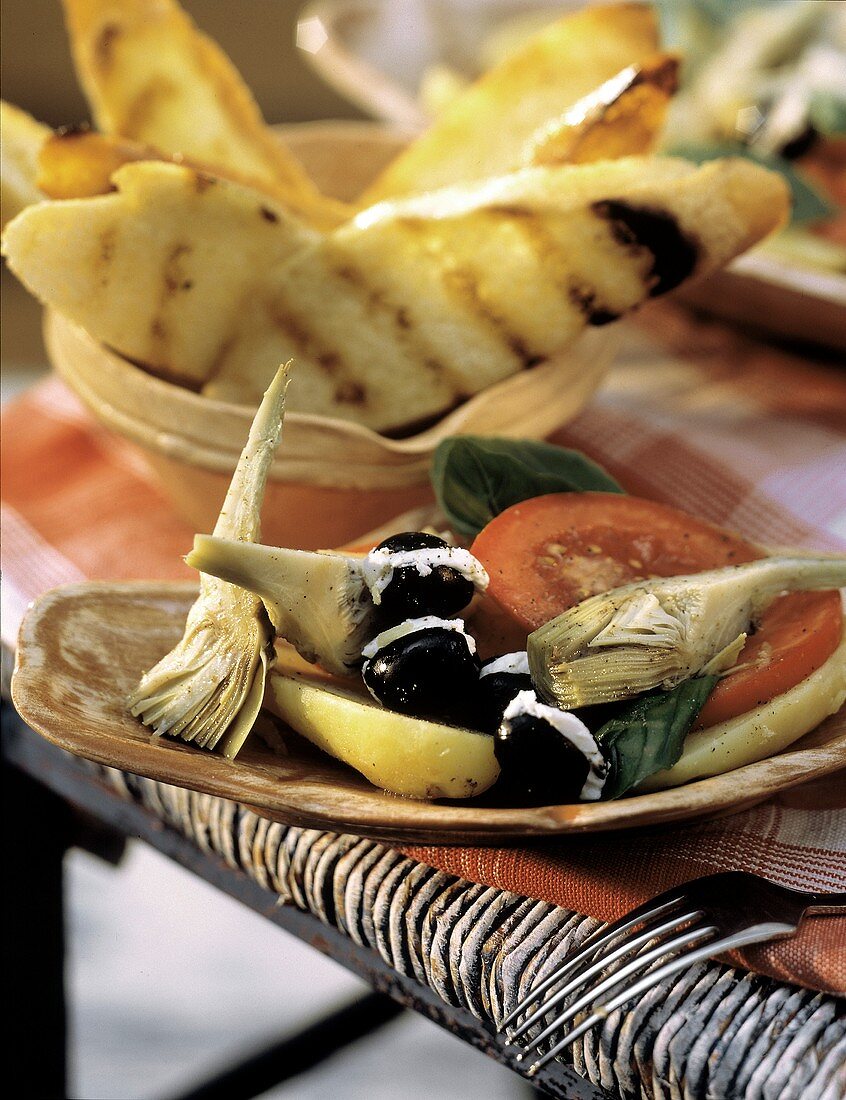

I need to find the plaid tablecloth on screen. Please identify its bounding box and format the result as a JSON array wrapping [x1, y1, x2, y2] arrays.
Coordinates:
[[2, 302, 845, 996]]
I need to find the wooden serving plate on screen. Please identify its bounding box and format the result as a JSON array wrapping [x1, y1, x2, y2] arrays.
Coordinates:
[[11, 581, 846, 845]]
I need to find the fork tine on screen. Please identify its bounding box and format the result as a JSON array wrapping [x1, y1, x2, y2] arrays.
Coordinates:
[[507, 908, 703, 1042], [515, 923, 715, 1063], [525, 922, 788, 1077], [500, 886, 688, 1031]]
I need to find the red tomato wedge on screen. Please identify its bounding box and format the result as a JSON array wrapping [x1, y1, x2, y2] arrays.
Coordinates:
[[470, 493, 843, 727], [471, 494, 762, 630], [694, 589, 843, 728]]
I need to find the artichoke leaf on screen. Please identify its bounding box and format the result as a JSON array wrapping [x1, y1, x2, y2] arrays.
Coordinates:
[[529, 555, 846, 709], [186, 535, 374, 677], [128, 363, 290, 757]]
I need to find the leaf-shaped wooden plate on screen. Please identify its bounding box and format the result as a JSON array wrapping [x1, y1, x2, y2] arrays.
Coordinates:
[[11, 582, 846, 845]]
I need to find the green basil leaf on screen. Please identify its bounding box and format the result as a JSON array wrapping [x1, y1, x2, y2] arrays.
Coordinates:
[[654, 1, 785, 76], [656, 0, 765, 35], [597, 676, 718, 800], [667, 141, 836, 225], [431, 436, 624, 538]]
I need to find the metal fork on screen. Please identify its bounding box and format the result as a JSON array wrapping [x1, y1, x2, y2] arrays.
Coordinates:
[[502, 871, 846, 1077]]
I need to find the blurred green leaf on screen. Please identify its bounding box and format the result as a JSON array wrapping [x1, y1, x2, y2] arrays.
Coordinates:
[[809, 92, 846, 137]]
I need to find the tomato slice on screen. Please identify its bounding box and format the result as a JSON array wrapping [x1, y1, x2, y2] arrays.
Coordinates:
[[470, 493, 843, 726], [471, 493, 761, 631], [695, 589, 843, 728]]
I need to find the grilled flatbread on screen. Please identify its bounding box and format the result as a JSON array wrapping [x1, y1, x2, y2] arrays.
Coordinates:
[[360, 2, 662, 203], [60, 0, 347, 229], [0, 101, 50, 229], [2, 156, 788, 430], [525, 54, 679, 167]]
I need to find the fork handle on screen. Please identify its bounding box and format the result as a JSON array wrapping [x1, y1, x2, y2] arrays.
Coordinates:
[[803, 892, 846, 915]]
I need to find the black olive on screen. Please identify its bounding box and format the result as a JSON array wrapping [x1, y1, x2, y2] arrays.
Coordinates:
[[495, 711, 592, 805], [474, 670, 534, 734], [372, 532, 477, 625], [362, 626, 481, 726], [378, 533, 445, 553]]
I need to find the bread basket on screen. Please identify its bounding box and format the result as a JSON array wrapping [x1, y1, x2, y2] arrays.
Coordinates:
[[45, 122, 619, 548]]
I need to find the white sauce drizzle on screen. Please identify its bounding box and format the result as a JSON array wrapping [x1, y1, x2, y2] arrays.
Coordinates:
[[502, 690, 607, 801], [361, 546, 489, 605], [480, 652, 531, 678], [362, 616, 476, 660]]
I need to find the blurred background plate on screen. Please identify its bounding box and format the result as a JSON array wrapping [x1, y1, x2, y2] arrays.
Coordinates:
[[678, 250, 846, 352], [297, 0, 846, 351], [296, 0, 572, 129]]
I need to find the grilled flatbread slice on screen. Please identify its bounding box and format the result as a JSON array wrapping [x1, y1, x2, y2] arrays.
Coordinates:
[[37, 127, 161, 200], [60, 0, 347, 229], [0, 101, 51, 229], [360, 1, 661, 203], [3, 161, 318, 388], [525, 54, 679, 167], [2, 109, 337, 226], [3, 156, 788, 429]]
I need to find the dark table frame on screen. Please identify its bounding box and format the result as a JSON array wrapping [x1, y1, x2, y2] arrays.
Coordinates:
[[2, 703, 610, 1100]]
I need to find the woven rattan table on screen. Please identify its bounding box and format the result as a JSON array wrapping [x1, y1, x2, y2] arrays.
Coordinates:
[[4, 702, 844, 1100]]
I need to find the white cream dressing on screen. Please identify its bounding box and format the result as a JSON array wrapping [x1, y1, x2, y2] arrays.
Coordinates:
[[480, 652, 531, 678], [362, 616, 477, 660], [502, 690, 607, 800], [361, 546, 489, 605]]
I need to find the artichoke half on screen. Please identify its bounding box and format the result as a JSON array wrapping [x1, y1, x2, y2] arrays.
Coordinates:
[[529, 556, 846, 709], [128, 364, 290, 758], [185, 535, 374, 677]]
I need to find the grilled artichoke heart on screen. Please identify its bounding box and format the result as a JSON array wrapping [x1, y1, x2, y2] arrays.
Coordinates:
[[529, 556, 846, 709], [128, 364, 290, 757], [185, 536, 373, 677]]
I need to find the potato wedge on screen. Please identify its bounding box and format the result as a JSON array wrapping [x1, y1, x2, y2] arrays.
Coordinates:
[[640, 629, 846, 790], [360, 1, 661, 203], [60, 0, 347, 229], [3, 156, 788, 429], [525, 54, 679, 167], [0, 101, 51, 229], [267, 670, 499, 800]]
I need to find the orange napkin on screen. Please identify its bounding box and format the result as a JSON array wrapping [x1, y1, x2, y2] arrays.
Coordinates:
[[2, 307, 844, 994], [401, 772, 846, 996]]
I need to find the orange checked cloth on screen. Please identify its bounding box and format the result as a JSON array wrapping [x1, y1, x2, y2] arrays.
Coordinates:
[[2, 304, 845, 995]]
